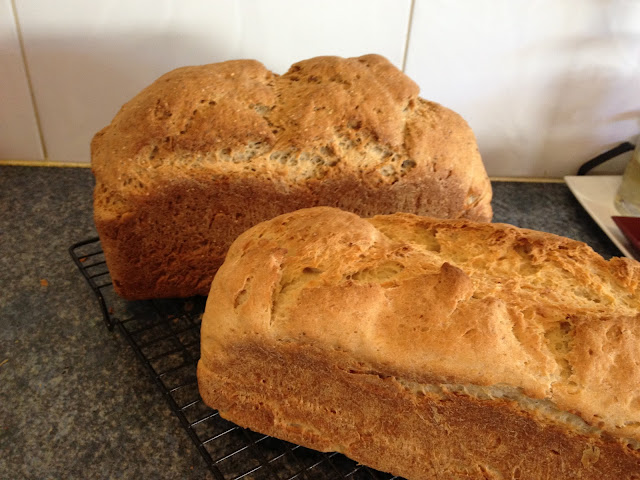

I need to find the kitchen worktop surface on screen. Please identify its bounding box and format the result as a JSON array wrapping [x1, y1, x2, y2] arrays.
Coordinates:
[[0, 165, 624, 480]]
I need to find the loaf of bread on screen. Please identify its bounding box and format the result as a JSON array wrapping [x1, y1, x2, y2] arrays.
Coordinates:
[[197, 207, 640, 479], [91, 54, 492, 300]]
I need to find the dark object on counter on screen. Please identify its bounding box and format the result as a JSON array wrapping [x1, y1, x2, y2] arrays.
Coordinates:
[[577, 142, 635, 176]]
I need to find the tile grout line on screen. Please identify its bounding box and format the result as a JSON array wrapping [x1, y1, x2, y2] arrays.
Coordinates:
[[401, 0, 416, 72], [10, 0, 49, 161]]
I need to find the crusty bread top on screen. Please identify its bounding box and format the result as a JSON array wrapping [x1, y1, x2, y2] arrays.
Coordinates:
[[201, 207, 640, 445], [91, 54, 491, 221]]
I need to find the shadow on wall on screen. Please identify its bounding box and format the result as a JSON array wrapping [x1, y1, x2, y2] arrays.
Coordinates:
[[472, 32, 640, 178], [537, 33, 640, 176], [24, 33, 234, 164]]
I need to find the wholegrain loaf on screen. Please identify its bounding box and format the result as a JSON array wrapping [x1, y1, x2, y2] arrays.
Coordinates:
[[92, 54, 492, 299], [198, 206, 640, 479]]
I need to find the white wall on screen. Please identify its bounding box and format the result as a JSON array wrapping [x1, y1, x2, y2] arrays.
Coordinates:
[[2, 0, 639, 177]]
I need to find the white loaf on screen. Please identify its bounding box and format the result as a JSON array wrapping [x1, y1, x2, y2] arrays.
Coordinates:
[[198, 206, 640, 479]]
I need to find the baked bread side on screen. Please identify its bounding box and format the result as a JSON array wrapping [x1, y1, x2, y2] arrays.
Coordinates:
[[198, 207, 640, 479], [92, 54, 492, 299]]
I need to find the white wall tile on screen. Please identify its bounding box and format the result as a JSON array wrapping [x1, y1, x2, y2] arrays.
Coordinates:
[[15, 0, 411, 164], [405, 0, 640, 177], [0, 0, 43, 161]]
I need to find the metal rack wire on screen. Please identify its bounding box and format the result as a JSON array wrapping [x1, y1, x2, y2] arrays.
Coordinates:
[[69, 237, 399, 480]]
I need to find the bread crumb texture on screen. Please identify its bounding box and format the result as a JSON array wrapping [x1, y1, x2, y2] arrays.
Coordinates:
[[199, 207, 640, 479]]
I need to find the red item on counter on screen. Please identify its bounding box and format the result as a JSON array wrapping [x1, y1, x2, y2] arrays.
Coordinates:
[[612, 216, 640, 252]]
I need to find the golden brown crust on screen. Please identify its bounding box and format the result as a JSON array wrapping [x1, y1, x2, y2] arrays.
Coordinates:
[[91, 54, 492, 299], [198, 207, 640, 479]]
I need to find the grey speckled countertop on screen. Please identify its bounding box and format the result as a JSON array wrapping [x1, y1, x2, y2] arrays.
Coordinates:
[[0, 166, 622, 480]]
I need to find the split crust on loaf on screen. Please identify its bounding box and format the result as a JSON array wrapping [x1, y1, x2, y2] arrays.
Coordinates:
[[198, 207, 640, 479], [91, 54, 492, 299]]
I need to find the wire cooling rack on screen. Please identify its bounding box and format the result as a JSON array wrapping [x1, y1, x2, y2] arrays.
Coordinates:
[[69, 237, 399, 480]]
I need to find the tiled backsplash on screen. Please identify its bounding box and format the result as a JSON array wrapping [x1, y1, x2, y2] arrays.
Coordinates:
[[2, 0, 639, 177]]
